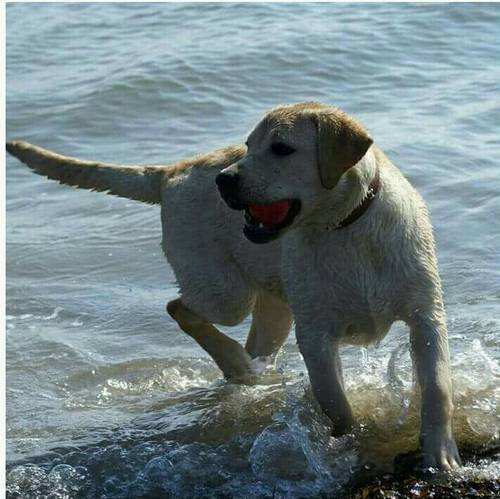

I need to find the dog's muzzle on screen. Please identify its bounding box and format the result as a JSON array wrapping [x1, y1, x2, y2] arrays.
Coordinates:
[[216, 171, 301, 244]]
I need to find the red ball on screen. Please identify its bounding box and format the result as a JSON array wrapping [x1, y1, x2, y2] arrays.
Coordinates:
[[248, 200, 290, 226]]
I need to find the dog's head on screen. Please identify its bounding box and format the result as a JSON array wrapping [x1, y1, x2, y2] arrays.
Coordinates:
[[216, 102, 373, 244]]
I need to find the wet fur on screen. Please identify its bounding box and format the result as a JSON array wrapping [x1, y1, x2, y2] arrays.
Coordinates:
[[6, 102, 460, 470]]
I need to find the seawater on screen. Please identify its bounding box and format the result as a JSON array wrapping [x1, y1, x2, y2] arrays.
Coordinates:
[[6, 3, 500, 497]]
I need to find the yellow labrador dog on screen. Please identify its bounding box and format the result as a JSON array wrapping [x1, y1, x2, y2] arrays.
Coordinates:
[[7, 102, 460, 469]]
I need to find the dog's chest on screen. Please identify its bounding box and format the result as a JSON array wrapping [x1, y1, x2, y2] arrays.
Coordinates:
[[282, 229, 406, 323]]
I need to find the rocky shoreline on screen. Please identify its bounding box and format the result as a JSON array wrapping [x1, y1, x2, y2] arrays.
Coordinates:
[[349, 443, 499, 499]]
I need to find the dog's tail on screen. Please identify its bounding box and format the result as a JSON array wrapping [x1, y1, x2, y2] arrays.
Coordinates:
[[6, 140, 166, 204]]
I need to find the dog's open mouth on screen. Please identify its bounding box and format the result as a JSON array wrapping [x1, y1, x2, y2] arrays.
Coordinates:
[[243, 199, 301, 244]]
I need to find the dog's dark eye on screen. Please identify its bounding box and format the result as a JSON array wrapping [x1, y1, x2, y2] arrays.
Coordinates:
[[271, 142, 295, 156]]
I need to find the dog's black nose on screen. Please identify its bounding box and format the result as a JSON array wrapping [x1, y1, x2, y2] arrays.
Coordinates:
[[215, 171, 239, 198], [215, 171, 245, 210]]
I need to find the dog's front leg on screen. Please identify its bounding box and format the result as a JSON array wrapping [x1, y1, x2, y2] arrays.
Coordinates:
[[408, 311, 461, 470], [167, 298, 253, 381], [296, 325, 354, 436]]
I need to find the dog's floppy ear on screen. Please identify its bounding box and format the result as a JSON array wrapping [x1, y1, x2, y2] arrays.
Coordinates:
[[312, 109, 373, 189]]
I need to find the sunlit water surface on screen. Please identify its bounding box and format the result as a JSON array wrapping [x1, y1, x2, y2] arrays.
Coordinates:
[[6, 3, 500, 497]]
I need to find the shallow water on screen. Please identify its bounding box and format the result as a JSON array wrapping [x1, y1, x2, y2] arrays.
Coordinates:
[[5, 3, 500, 497]]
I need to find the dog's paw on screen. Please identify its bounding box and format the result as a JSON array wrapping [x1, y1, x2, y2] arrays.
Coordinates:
[[421, 431, 461, 470], [223, 355, 277, 384], [249, 355, 274, 375]]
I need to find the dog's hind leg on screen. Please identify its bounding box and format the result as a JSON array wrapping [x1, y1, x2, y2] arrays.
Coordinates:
[[245, 291, 293, 359], [167, 298, 253, 381]]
